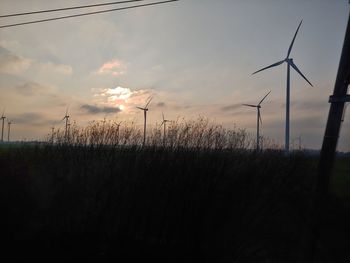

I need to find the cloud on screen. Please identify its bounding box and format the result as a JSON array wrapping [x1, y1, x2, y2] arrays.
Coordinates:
[[96, 59, 127, 76], [81, 104, 121, 114], [15, 82, 52, 96], [12, 112, 47, 125], [0, 53, 31, 75], [0, 45, 72, 76], [93, 86, 153, 111], [221, 103, 242, 112], [38, 62, 73, 75], [156, 102, 166, 107], [293, 100, 328, 111]]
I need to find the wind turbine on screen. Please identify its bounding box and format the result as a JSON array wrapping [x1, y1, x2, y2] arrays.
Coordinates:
[[252, 20, 313, 154], [1, 109, 5, 142], [7, 120, 12, 142], [136, 97, 152, 146], [51, 126, 55, 144], [62, 108, 70, 141], [243, 91, 271, 151], [160, 112, 171, 146]]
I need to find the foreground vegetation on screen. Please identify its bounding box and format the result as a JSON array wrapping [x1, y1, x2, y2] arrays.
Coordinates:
[[0, 119, 349, 262]]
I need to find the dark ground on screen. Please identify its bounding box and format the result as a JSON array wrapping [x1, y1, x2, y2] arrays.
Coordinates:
[[0, 144, 349, 262]]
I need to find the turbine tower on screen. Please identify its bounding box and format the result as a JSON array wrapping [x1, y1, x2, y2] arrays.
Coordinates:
[[252, 20, 313, 154], [161, 112, 171, 146], [136, 97, 152, 146], [1, 110, 5, 142], [243, 91, 271, 151], [7, 120, 12, 142], [62, 108, 70, 142]]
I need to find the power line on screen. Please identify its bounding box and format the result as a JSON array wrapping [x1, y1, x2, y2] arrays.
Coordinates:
[[0, 0, 145, 18], [0, 0, 179, 29]]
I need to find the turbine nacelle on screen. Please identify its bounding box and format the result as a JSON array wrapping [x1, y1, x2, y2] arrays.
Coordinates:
[[136, 107, 148, 111], [137, 97, 152, 112]]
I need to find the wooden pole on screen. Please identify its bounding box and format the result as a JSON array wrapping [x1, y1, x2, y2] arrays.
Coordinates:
[[308, 10, 350, 263], [317, 10, 350, 204]]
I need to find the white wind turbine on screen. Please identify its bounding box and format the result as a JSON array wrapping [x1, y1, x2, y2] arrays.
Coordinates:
[[161, 112, 171, 146], [62, 107, 70, 141], [1, 109, 6, 142], [243, 91, 271, 151], [136, 97, 152, 146], [252, 20, 313, 154]]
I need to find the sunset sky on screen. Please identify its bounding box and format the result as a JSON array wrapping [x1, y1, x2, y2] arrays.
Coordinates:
[[0, 0, 349, 151]]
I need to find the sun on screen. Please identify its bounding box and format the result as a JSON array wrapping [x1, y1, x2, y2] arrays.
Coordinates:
[[119, 104, 125, 111]]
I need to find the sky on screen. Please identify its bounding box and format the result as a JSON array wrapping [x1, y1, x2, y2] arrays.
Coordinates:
[[0, 0, 349, 151]]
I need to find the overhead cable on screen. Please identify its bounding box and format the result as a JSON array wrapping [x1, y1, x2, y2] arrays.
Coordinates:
[[0, 0, 179, 29], [0, 0, 145, 18]]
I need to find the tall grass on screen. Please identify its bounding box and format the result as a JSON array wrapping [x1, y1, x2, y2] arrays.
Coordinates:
[[49, 117, 256, 150]]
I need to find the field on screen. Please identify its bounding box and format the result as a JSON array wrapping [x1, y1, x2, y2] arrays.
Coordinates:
[[331, 157, 350, 201], [0, 120, 349, 262]]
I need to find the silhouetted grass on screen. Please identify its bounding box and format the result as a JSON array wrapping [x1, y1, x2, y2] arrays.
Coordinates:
[[0, 120, 348, 262]]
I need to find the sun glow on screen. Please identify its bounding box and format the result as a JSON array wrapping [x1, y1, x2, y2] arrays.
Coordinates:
[[96, 86, 153, 114], [106, 86, 133, 100]]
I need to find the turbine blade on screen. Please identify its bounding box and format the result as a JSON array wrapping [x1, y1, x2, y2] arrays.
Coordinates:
[[289, 60, 313, 87], [252, 60, 284, 75], [242, 104, 258, 108], [136, 107, 145, 110], [258, 90, 271, 105], [145, 97, 153, 108], [162, 111, 165, 121], [287, 20, 303, 58]]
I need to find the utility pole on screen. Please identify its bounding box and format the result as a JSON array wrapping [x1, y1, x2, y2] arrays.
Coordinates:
[[308, 9, 350, 263], [317, 9, 350, 205]]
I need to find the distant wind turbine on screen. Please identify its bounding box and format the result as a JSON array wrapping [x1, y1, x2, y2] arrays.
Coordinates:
[[51, 126, 55, 144], [161, 112, 171, 146], [1, 109, 5, 142], [62, 107, 70, 141], [252, 20, 313, 154], [243, 91, 271, 151], [7, 120, 12, 142], [136, 97, 152, 146]]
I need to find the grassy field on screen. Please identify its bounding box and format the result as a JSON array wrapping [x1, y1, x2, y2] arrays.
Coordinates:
[[331, 157, 350, 201], [0, 120, 348, 261]]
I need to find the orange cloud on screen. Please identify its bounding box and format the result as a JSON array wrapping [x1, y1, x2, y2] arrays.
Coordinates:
[[94, 86, 153, 113], [97, 59, 127, 76]]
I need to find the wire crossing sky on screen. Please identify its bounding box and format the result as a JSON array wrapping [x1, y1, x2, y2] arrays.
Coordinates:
[[0, 0, 179, 28], [0, 0, 349, 151], [0, 0, 146, 18]]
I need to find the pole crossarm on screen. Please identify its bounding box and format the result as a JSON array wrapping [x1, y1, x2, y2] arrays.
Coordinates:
[[328, 94, 350, 103]]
